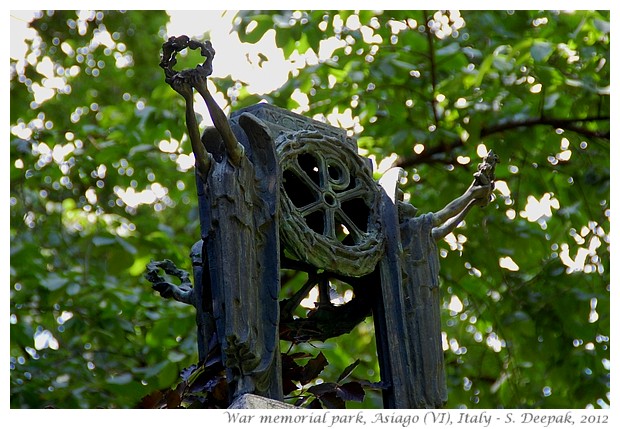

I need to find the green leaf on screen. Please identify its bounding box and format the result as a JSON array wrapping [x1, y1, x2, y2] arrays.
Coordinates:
[[129, 144, 155, 157], [117, 237, 137, 255], [242, 15, 274, 44], [168, 351, 187, 363], [492, 55, 513, 72], [593, 18, 610, 34], [436, 42, 460, 57], [531, 41, 554, 62], [93, 236, 116, 247], [106, 373, 133, 385], [41, 273, 67, 291]]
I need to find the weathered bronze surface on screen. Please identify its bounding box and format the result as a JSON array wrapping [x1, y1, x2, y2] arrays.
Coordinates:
[[146, 36, 495, 408]]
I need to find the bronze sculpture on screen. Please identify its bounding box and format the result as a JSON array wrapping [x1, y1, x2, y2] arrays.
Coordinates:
[[146, 36, 495, 408]]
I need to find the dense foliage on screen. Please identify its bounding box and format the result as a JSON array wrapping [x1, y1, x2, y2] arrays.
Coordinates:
[[10, 10, 609, 409]]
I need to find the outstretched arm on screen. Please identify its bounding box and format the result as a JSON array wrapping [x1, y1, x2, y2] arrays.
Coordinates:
[[170, 78, 212, 179], [191, 76, 245, 166], [432, 150, 499, 235], [431, 181, 493, 240], [431, 199, 477, 240], [432, 182, 492, 226]]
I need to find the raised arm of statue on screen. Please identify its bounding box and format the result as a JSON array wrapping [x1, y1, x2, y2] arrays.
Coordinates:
[[191, 75, 245, 167], [160, 35, 244, 175], [431, 194, 479, 241], [169, 77, 212, 179], [431, 151, 499, 241]]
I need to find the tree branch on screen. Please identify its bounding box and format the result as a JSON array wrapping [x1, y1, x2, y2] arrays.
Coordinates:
[[482, 116, 610, 139], [395, 115, 610, 168], [423, 11, 440, 126]]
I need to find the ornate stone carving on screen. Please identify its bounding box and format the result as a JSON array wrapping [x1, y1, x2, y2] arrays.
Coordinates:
[[147, 36, 496, 409], [276, 130, 383, 277]]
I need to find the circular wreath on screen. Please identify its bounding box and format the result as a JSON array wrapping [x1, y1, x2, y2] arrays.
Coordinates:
[[159, 35, 215, 84], [277, 130, 384, 277]]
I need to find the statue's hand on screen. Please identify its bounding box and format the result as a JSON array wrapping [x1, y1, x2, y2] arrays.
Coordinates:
[[185, 70, 209, 96], [153, 280, 193, 300], [145, 259, 194, 305], [467, 182, 494, 202], [170, 77, 193, 101], [152, 281, 176, 299], [466, 182, 494, 207]]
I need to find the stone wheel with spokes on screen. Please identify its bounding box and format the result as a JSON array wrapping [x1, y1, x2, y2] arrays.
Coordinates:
[[277, 130, 384, 277]]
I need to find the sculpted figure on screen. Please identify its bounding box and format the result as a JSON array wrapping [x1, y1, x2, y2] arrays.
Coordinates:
[[379, 160, 495, 408], [153, 38, 282, 401], [147, 36, 499, 409]]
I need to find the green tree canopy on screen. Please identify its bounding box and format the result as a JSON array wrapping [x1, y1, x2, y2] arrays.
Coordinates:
[[10, 10, 609, 409]]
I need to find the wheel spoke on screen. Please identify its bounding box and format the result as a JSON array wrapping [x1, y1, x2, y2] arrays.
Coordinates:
[[324, 207, 337, 239], [300, 200, 324, 217], [278, 130, 384, 279], [290, 162, 322, 194], [338, 184, 367, 201], [337, 210, 366, 243]]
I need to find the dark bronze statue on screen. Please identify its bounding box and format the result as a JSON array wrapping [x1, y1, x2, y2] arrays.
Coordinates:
[[146, 36, 495, 408], [151, 36, 282, 400]]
